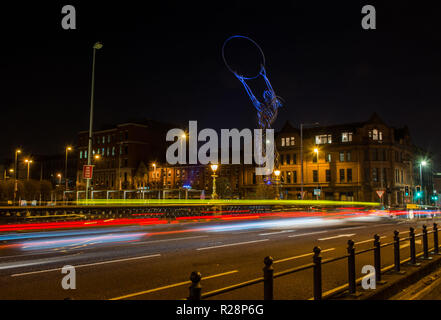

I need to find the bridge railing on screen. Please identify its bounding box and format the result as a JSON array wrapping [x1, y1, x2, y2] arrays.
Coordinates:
[[187, 223, 440, 300]]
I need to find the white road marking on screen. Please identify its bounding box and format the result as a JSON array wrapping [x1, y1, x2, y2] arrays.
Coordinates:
[[288, 231, 328, 238], [11, 253, 161, 277], [274, 248, 335, 264], [131, 235, 208, 245], [336, 226, 366, 231], [259, 230, 295, 236], [318, 234, 356, 241], [196, 239, 269, 251]]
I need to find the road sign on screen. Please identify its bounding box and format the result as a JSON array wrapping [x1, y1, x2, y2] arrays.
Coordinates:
[[376, 190, 385, 198], [83, 165, 94, 179]]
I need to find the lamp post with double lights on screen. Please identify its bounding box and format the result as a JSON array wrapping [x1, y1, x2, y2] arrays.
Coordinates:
[[24, 159, 33, 181], [210, 163, 218, 200], [85, 42, 103, 201]]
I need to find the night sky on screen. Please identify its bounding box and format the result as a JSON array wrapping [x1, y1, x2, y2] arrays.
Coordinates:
[[1, 2, 440, 168]]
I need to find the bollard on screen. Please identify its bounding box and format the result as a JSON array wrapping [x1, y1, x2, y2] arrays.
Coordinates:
[[409, 227, 417, 265], [373, 234, 382, 282], [434, 223, 439, 254], [393, 230, 400, 272], [347, 240, 356, 294], [313, 246, 322, 300], [423, 225, 430, 259], [188, 271, 202, 300], [263, 256, 274, 300]]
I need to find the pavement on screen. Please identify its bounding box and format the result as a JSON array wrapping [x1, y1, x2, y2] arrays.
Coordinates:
[[0, 213, 439, 300]]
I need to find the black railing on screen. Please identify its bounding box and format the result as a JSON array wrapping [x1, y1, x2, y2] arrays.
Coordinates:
[[187, 223, 441, 300]]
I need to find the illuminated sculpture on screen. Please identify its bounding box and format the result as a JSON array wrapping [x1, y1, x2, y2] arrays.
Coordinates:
[[222, 35, 283, 130]]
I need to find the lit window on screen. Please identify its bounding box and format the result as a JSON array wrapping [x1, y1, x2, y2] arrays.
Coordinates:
[[112, 147, 115, 156], [281, 138, 285, 147], [79, 151, 83, 159], [290, 137, 295, 146], [342, 132, 353, 142], [339, 152, 345, 162], [315, 134, 332, 144], [102, 136, 105, 144], [372, 129, 378, 140], [326, 153, 331, 162]]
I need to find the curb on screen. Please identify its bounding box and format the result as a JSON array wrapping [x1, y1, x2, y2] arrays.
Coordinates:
[[332, 250, 441, 300]]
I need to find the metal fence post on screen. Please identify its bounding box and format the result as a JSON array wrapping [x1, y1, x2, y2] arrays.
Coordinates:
[[188, 271, 202, 300], [313, 246, 322, 300], [347, 240, 356, 294], [409, 227, 417, 265], [393, 230, 400, 272], [434, 223, 439, 254], [263, 256, 274, 300], [373, 234, 381, 283], [423, 225, 430, 259]]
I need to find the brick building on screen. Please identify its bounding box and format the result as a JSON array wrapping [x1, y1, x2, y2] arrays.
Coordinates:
[[76, 120, 175, 192], [267, 113, 417, 206]]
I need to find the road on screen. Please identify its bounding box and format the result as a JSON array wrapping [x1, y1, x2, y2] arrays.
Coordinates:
[[0, 212, 439, 300]]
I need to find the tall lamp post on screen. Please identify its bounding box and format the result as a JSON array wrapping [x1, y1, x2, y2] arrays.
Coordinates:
[[13, 149, 21, 204], [65, 146, 72, 203], [210, 163, 218, 200], [85, 42, 103, 201], [65, 146, 72, 191], [300, 122, 319, 200], [313, 148, 320, 200], [419, 160, 427, 205]]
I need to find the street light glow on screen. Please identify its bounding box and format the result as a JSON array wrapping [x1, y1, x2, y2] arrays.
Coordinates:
[[421, 160, 427, 166], [274, 170, 281, 176], [210, 164, 218, 172]]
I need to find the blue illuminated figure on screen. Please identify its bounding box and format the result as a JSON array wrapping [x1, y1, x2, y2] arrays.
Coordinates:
[[222, 35, 283, 130]]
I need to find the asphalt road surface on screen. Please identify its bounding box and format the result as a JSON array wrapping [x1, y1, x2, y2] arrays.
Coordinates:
[[0, 212, 439, 300]]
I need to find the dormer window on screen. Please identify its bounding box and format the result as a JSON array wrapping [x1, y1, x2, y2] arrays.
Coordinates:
[[281, 137, 295, 147], [369, 129, 383, 141]]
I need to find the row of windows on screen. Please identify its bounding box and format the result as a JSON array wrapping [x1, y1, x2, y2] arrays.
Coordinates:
[[280, 169, 353, 183], [281, 130, 384, 147], [79, 146, 129, 159], [363, 168, 406, 184]]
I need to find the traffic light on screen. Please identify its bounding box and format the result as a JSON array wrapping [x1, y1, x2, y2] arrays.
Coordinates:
[[415, 186, 422, 199], [405, 186, 409, 197]]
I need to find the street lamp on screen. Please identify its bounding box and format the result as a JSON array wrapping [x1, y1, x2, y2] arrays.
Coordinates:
[[13, 149, 21, 204], [24, 159, 33, 180], [65, 146, 72, 191], [86, 41, 103, 201], [210, 163, 218, 200], [300, 122, 319, 200], [314, 147, 319, 200], [57, 173, 62, 185], [274, 170, 281, 200], [419, 160, 427, 205]]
